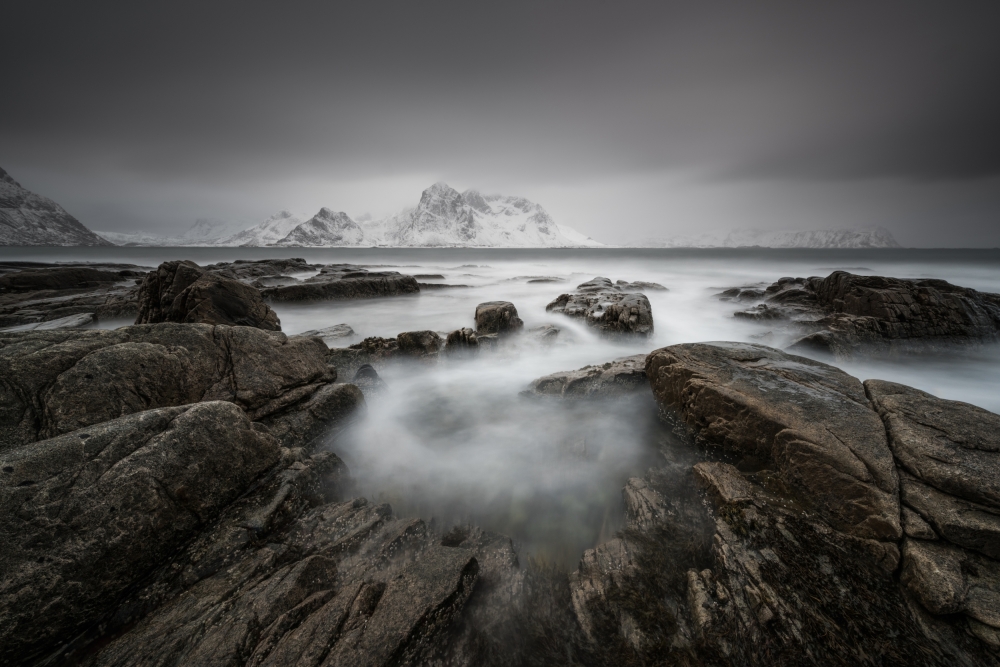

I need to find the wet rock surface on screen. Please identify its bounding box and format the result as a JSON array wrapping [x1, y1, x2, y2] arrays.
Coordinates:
[[474, 300, 524, 336], [571, 342, 1000, 665], [0, 262, 145, 329], [0, 323, 338, 450], [0, 402, 281, 665], [725, 271, 1000, 357], [445, 327, 479, 356], [259, 265, 419, 302], [295, 323, 355, 340], [136, 260, 281, 330], [397, 329, 444, 358], [526, 354, 648, 399], [547, 276, 654, 338], [647, 342, 900, 541]]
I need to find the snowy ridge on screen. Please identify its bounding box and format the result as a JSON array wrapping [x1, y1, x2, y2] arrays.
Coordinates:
[[0, 166, 112, 246], [95, 182, 604, 248], [631, 227, 901, 249]]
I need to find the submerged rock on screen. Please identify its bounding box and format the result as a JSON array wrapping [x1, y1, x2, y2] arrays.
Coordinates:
[[296, 323, 355, 340], [474, 301, 524, 336], [351, 363, 387, 398], [526, 354, 648, 398], [136, 260, 281, 331], [260, 265, 419, 302], [445, 327, 479, 357]]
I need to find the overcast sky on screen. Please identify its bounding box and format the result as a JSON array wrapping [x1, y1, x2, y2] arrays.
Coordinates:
[[3, 1, 999, 246]]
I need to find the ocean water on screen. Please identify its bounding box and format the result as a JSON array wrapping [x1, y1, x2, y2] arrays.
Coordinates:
[[6, 246, 1000, 566]]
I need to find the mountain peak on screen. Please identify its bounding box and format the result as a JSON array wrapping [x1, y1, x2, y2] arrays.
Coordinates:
[[0, 166, 21, 188]]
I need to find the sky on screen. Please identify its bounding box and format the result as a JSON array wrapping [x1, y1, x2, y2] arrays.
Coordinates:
[[2, 1, 999, 246]]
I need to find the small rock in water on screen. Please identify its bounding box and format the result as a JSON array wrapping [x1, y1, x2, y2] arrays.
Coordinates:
[[397, 330, 443, 358], [474, 301, 524, 336], [298, 323, 355, 339], [546, 277, 654, 338], [445, 327, 478, 357], [616, 280, 668, 291], [352, 363, 387, 397]]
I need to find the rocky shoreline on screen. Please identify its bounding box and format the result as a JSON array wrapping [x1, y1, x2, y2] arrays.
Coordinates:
[[2, 261, 1000, 665]]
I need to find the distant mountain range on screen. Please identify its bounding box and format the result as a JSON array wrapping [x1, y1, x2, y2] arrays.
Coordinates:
[[0, 167, 111, 246], [0, 167, 905, 250], [95, 182, 605, 248], [631, 227, 901, 249]]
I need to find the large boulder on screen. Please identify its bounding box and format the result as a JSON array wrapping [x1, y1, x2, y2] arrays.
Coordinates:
[[546, 277, 653, 338], [646, 342, 900, 541], [0, 402, 281, 665], [259, 265, 419, 302], [525, 354, 648, 398], [0, 324, 336, 450], [136, 260, 281, 331], [474, 301, 524, 336]]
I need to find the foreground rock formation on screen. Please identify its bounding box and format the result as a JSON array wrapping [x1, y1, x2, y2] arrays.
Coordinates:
[[547, 277, 654, 338], [136, 260, 281, 330], [0, 323, 350, 450], [570, 341, 1000, 665], [726, 271, 1000, 357]]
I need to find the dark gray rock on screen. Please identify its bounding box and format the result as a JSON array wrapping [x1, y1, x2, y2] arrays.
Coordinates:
[[260, 265, 419, 302], [296, 323, 355, 340], [204, 258, 319, 283], [526, 354, 648, 398], [397, 330, 443, 358], [0, 323, 335, 450], [0, 267, 122, 293], [474, 301, 524, 336], [646, 342, 900, 541], [0, 166, 114, 246], [445, 327, 479, 357], [136, 260, 281, 331], [546, 277, 654, 338], [259, 383, 364, 450], [349, 335, 399, 360], [351, 364, 387, 398], [0, 402, 281, 665], [750, 271, 1000, 357], [866, 379, 1000, 510], [616, 279, 667, 291]]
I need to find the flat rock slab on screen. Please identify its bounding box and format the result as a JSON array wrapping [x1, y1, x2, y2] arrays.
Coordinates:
[[0, 402, 280, 665], [646, 342, 900, 541], [0, 312, 94, 331], [525, 354, 648, 398], [296, 323, 355, 339], [260, 265, 419, 302]]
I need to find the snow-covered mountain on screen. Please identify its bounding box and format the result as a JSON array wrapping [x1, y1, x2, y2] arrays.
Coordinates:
[[632, 227, 901, 249], [216, 210, 305, 247], [0, 166, 112, 246], [183, 217, 244, 241], [260, 182, 602, 248], [96, 183, 604, 248], [276, 208, 365, 246]]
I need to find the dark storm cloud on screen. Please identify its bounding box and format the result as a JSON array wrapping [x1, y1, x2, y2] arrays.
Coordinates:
[[2, 1, 999, 242]]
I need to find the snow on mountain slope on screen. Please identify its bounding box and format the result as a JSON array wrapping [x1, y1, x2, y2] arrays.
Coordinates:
[[183, 217, 245, 241], [0, 166, 112, 246], [94, 231, 188, 246], [632, 227, 901, 249], [275, 208, 365, 246], [364, 182, 602, 247], [216, 210, 305, 247]]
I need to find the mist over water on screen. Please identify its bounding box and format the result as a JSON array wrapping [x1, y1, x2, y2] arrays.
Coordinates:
[[7, 246, 1000, 567]]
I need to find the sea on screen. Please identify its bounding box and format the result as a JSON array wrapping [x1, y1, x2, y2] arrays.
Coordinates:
[[6, 246, 1000, 567]]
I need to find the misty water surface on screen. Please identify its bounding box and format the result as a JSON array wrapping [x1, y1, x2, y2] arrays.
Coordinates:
[[7, 247, 1000, 566]]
